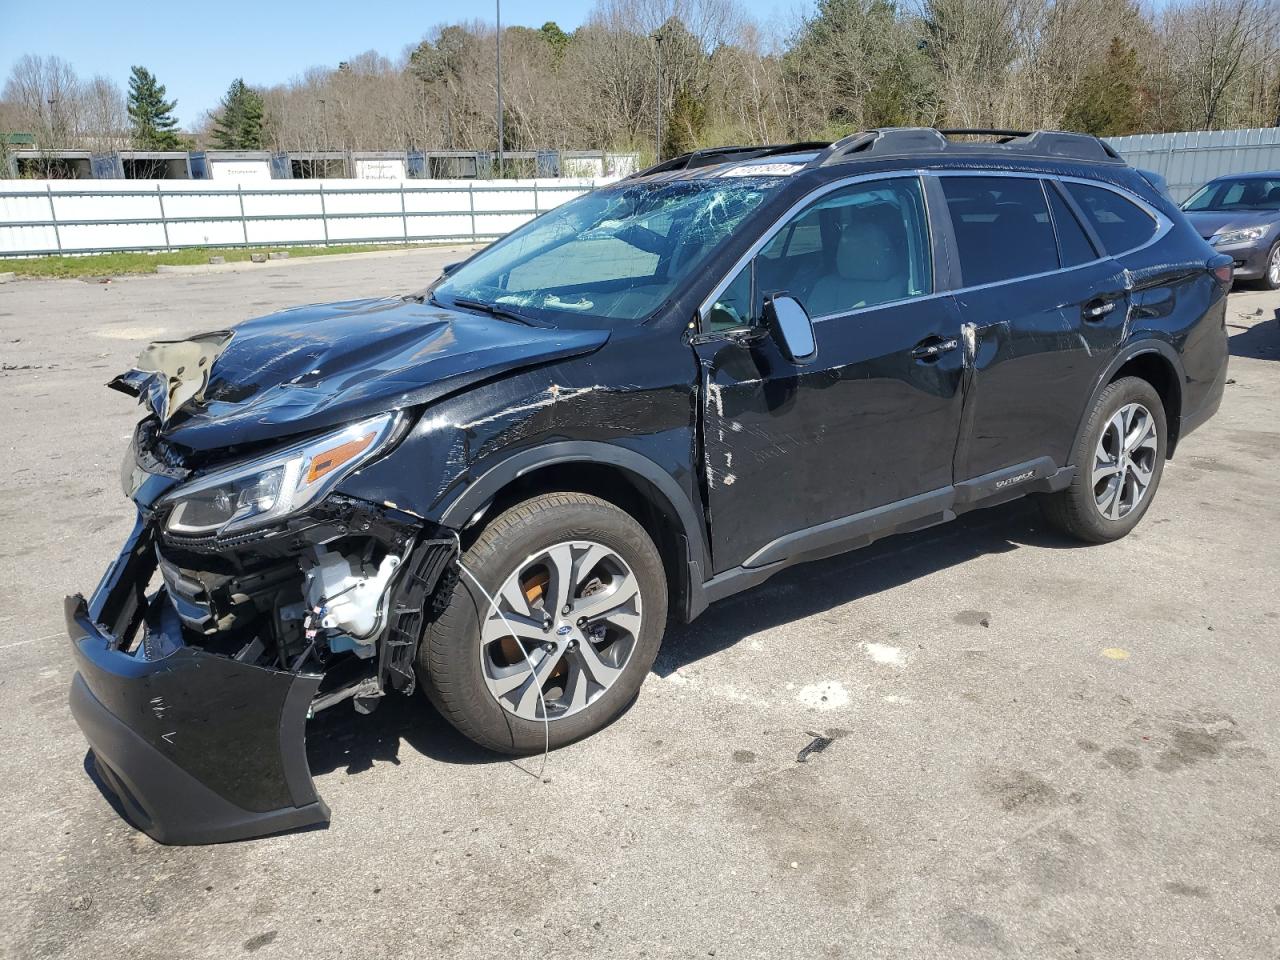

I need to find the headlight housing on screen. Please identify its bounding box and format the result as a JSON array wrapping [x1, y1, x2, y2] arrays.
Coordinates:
[[159, 414, 399, 536], [1212, 226, 1267, 246]]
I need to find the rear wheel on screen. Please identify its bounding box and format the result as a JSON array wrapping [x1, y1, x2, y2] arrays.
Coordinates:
[[1040, 376, 1166, 543], [420, 492, 667, 754]]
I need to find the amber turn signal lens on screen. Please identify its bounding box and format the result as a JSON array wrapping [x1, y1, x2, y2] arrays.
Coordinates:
[[306, 432, 375, 484]]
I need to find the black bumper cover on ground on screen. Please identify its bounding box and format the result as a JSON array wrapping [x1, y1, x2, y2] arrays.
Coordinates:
[[66, 593, 330, 845]]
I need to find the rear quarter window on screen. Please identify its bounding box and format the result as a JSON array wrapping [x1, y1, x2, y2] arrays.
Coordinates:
[[1046, 185, 1099, 267], [1064, 182, 1158, 254]]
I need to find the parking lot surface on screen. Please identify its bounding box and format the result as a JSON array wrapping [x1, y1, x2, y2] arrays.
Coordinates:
[[2, 250, 1278, 959]]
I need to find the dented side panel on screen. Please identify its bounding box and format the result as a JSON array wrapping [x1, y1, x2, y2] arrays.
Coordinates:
[[951, 257, 1130, 480], [336, 328, 704, 533], [1110, 216, 1231, 428], [694, 295, 968, 574]]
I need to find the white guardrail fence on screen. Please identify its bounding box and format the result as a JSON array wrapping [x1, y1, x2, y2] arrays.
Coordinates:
[[0, 177, 610, 258]]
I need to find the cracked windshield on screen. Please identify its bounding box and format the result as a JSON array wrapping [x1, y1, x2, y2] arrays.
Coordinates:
[[431, 178, 782, 325]]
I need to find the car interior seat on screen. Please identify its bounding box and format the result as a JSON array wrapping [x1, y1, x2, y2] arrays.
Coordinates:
[[805, 204, 909, 315]]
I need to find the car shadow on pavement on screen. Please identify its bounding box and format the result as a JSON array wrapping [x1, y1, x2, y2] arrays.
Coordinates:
[[1228, 310, 1280, 360], [301, 500, 1080, 775], [655, 498, 1080, 677], [307, 692, 500, 776], [81, 751, 135, 824]]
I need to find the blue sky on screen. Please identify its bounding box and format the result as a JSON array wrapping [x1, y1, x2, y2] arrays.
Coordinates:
[[1, 0, 803, 127]]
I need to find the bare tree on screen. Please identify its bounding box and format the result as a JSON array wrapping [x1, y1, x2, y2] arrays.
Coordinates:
[[1164, 0, 1275, 129], [0, 54, 128, 172], [4, 55, 84, 148]]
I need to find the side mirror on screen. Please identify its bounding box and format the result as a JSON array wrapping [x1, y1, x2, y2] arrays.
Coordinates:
[[763, 293, 816, 364], [441, 261, 463, 277]]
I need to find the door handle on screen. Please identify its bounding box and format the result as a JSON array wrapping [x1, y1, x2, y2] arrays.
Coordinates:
[[1082, 298, 1117, 321], [910, 337, 959, 362]]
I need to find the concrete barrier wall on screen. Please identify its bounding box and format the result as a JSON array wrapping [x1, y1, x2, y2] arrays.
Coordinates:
[[0, 177, 607, 257]]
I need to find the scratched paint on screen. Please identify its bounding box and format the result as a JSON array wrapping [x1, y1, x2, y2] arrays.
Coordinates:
[[458, 385, 605, 430]]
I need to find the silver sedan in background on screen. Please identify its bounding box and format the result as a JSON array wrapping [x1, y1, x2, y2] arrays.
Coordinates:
[[1182, 172, 1280, 289]]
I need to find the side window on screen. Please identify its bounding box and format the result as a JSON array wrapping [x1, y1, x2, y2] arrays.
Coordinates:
[[1064, 182, 1157, 254], [708, 262, 754, 331], [755, 177, 932, 318], [1046, 184, 1099, 267], [941, 176, 1059, 286]]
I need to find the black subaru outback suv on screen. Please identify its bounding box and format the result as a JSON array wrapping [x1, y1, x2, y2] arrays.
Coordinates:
[[68, 128, 1230, 843]]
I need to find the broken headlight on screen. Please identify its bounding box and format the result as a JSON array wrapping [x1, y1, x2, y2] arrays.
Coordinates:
[[159, 414, 398, 536]]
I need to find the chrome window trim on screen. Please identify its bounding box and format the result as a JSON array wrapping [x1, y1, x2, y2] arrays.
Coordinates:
[[697, 168, 1172, 332], [1047, 174, 1172, 260]]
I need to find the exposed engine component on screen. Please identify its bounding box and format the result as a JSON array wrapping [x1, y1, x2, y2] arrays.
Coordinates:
[[302, 548, 402, 656]]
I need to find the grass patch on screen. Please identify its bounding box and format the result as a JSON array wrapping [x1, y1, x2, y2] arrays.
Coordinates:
[[2, 243, 443, 279]]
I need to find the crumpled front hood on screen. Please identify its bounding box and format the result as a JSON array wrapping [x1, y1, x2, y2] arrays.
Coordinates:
[[119, 297, 610, 452], [1184, 209, 1279, 240]]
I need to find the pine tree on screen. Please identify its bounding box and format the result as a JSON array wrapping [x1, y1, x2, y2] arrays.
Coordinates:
[[662, 87, 707, 159], [211, 79, 265, 149], [127, 66, 182, 149], [1061, 38, 1142, 138], [540, 21, 571, 63]]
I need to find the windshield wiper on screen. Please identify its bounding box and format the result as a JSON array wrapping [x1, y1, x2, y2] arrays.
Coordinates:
[[440, 295, 546, 327]]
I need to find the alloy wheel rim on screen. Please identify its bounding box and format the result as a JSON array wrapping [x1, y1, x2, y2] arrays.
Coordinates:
[[1270, 246, 1280, 286], [478, 540, 642, 721], [1092, 402, 1158, 521]]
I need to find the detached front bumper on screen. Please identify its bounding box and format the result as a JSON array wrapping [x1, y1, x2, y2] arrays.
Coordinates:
[[66, 525, 330, 844]]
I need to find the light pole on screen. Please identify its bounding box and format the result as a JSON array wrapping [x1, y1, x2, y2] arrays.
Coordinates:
[[318, 99, 328, 157], [495, 0, 505, 177], [653, 33, 663, 162]]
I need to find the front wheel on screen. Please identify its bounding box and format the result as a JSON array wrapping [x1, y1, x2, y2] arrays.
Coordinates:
[[1262, 241, 1280, 291], [420, 492, 667, 754], [1039, 376, 1167, 544]]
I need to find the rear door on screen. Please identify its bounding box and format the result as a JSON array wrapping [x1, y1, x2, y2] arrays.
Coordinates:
[[693, 175, 967, 573], [940, 174, 1132, 480]]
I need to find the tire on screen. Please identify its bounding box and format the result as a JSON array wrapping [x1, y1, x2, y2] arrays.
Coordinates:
[[1261, 241, 1280, 291], [1039, 376, 1167, 544], [420, 492, 667, 754]]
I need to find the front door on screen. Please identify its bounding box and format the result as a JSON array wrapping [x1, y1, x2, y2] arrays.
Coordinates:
[[693, 176, 967, 574]]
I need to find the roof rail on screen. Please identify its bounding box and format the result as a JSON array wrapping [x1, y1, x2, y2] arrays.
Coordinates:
[[630, 141, 832, 179], [938, 128, 1031, 141], [813, 127, 1124, 167], [636, 146, 761, 178]]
